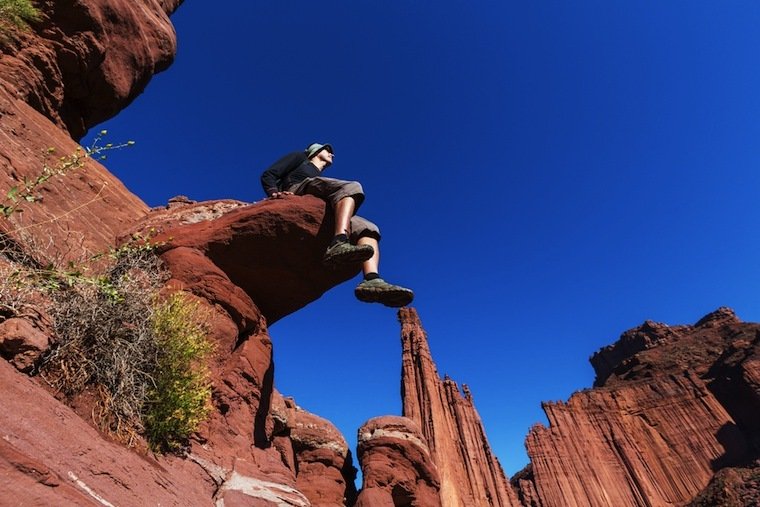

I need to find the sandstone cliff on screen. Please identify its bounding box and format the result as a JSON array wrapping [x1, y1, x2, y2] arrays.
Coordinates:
[[519, 308, 760, 507]]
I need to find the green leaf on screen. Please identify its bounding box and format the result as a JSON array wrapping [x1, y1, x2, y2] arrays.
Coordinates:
[[7, 186, 18, 202]]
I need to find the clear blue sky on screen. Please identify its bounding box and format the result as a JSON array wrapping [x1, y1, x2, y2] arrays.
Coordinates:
[[86, 1, 760, 476]]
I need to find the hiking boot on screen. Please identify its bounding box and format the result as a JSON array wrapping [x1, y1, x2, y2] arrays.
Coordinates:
[[355, 278, 414, 307], [323, 241, 374, 268]]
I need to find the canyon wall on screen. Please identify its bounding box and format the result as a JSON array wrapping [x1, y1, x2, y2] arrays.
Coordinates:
[[519, 308, 759, 507]]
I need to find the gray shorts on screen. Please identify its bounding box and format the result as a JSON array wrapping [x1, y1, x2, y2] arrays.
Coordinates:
[[288, 176, 381, 241]]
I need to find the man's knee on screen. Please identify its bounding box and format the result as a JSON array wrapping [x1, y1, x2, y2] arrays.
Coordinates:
[[342, 181, 363, 196], [351, 216, 381, 242]]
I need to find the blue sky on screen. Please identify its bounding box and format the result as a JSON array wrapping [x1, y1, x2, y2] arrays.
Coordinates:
[[86, 1, 760, 476]]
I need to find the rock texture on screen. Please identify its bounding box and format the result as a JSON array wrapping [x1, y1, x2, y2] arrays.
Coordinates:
[[0, 317, 50, 372], [356, 416, 441, 507], [0, 358, 214, 506], [522, 308, 760, 507], [397, 307, 521, 507], [687, 463, 760, 507]]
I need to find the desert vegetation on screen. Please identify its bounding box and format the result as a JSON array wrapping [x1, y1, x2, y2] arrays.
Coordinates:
[[0, 0, 40, 34], [0, 137, 214, 452]]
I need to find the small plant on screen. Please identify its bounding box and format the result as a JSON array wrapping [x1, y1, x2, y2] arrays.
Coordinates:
[[0, 0, 40, 34], [144, 292, 213, 451], [0, 130, 135, 218]]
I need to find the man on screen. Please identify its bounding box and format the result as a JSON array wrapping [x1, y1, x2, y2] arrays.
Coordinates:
[[260, 142, 414, 307]]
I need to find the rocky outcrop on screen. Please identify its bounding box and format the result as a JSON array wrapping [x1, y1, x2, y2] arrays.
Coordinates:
[[522, 308, 760, 507], [397, 307, 521, 507], [133, 197, 360, 506], [271, 392, 358, 507], [0, 85, 149, 264], [1, 192, 362, 506], [526, 373, 746, 506], [687, 463, 760, 507], [137, 195, 362, 324], [0, 0, 182, 139], [356, 416, 441, 507], [0, 3, 363, 495], [0, 0, 176, 264]]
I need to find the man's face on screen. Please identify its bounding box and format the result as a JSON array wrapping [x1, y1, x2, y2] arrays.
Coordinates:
[[315, 148, 334, 166]]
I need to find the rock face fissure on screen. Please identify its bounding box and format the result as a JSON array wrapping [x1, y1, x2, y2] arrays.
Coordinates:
[[396, 307, 522, 507]]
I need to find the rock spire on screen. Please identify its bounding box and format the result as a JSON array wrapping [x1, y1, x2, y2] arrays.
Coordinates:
[[398, 307, 521, 507]]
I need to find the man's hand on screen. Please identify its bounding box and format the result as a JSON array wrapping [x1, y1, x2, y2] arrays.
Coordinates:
[[268, 191, 294, 199]]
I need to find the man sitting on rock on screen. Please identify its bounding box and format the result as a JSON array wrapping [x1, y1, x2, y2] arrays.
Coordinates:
[[260, 142, 414, 307]]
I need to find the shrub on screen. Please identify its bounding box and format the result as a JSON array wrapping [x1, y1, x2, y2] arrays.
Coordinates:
[[144, 292, 213, 451], [0, 0, 40, 33], [40, 245, 214, 450], [42, 246, 168, 444]]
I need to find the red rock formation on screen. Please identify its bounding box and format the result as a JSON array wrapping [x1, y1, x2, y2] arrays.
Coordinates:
[[356, 416, 441, 507], [0, 86, 149, 264], [271, 392, 358, 506], [398, 307, 521, 507], [0, 358, 214, 506], [526, 373, 746, 506], [0, 0, 182, 138], [1, 193, 361, 506], [138, 195, 362, 324], [135, 198, 359, 506], [522, 308, 760, 507], [0, 0, 173, 263]]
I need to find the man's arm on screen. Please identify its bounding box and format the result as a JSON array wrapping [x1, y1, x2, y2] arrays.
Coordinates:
[[260, 151, 307, 197]]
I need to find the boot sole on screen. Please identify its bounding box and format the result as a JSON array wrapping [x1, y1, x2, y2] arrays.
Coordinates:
[[355, 287, 414, 307], [323, 245, 374, 268]]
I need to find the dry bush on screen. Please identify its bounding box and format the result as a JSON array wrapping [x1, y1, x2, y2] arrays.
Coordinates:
[[0, 234, 52, 323], [41, 247, 169, 444]]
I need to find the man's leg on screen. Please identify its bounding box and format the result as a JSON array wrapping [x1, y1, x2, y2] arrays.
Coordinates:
[[323, 195, 374, 266], [334, 196, 356, 237], [357, 235, 379, 275], [289, 178, 374, 266], [352, 218, 414, 308]]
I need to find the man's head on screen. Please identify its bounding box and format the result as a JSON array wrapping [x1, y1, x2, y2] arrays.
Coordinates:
[[305, 142, 334, 168]]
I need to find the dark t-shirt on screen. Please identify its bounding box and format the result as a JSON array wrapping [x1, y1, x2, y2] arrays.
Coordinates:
[[260, 151, 320, 196]]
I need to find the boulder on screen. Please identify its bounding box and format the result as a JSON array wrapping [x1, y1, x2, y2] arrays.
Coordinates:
[[357, 416, 440, 507]]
